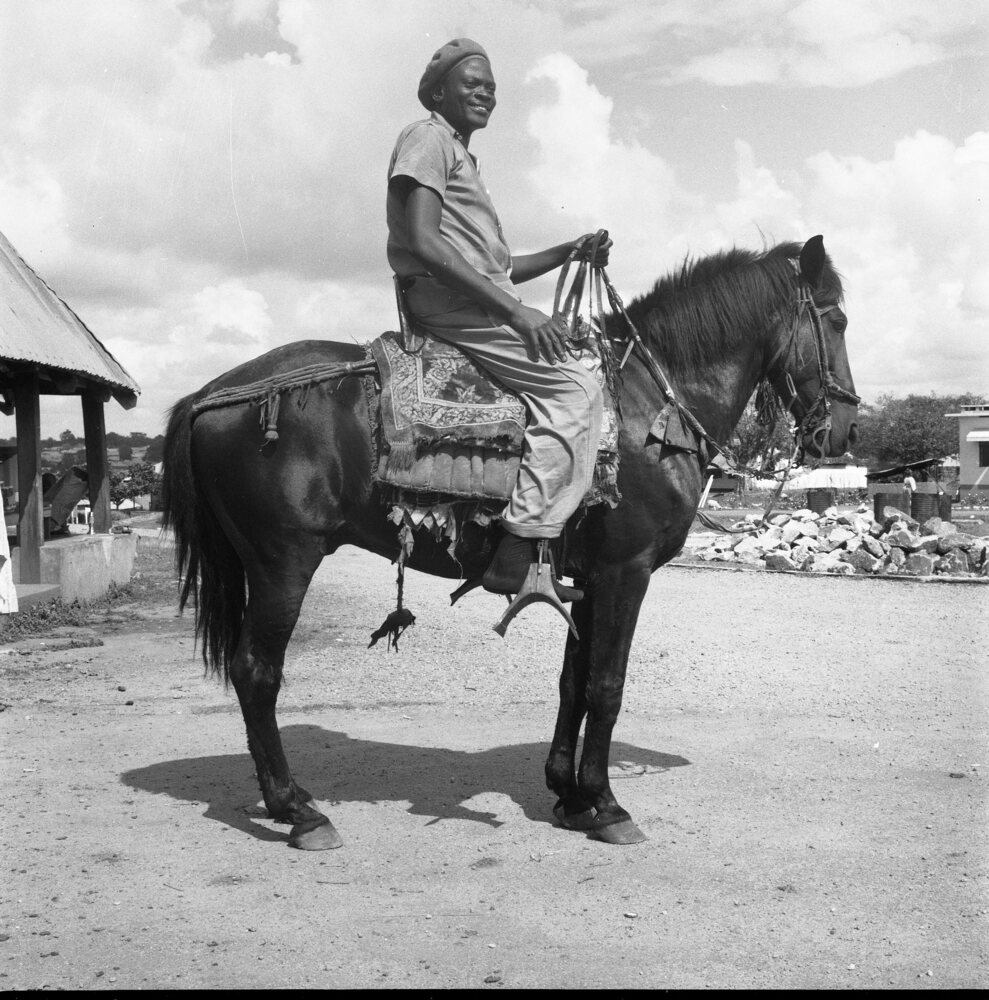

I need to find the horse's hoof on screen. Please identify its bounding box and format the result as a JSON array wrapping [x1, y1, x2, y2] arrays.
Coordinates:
[[591, 817, 647, 845], [553, 803, 598, 831], [288, 817, 343, 851]]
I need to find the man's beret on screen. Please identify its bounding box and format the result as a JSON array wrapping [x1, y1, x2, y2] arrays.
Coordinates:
[[417, 38, 490, 110]]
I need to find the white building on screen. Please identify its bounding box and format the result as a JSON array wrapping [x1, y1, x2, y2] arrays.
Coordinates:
[[945, 403, 989, 495]]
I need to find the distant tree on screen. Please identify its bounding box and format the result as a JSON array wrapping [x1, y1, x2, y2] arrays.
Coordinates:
[[59, 429, 77, 443], [129, 431, 150, 445], [109, 461, 161, 509], [118, 443, 133, 461], [856, 392, 983, 467], [58, 449, 87, 472], [143, 435, 165, 465], [106, 432, 126, 448]]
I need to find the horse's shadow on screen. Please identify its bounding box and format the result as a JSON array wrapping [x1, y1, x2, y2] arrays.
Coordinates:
[[122, 724, 689, 843]]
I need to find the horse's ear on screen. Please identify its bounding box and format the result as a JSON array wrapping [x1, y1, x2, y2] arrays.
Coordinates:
[[799, 235, 826, 289]]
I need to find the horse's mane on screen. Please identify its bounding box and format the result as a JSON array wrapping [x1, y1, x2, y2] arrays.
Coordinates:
[[617, 242, 843, 372]]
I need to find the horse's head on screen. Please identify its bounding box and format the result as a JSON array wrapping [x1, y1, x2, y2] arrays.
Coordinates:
[[770, 236, 860, 459]]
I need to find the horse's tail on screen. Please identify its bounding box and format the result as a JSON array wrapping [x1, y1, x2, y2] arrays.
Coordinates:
[[161, 396, 245, 683]]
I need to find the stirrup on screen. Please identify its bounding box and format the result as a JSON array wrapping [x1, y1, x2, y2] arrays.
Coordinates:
[[450, 541, 581, 639]]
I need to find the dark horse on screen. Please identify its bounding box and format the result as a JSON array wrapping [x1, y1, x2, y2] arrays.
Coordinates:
[[162, 236, 858, 850]]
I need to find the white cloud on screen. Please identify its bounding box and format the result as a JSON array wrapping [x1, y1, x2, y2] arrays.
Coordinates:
[[523, 54, 692, 299], [521, 52, 988, 406], [0, 1, 985, 436], [650, 0, 989, 87], [802, 130, 989, 399], [672, 46, 782, 87]]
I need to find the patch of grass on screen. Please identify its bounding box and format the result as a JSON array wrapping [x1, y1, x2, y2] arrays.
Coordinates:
[[0, 539, 183, 642], [0, 597, 93, 641]]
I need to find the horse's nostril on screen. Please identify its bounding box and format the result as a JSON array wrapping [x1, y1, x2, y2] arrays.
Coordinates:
[[848, 423, 859, 445]]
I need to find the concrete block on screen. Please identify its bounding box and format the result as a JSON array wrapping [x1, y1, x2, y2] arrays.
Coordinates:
[[12, 583, 62, 611], [38, 533, 138, 603]]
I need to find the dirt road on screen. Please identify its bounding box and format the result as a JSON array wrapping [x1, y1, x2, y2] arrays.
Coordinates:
[[1, 538, 987, 989]]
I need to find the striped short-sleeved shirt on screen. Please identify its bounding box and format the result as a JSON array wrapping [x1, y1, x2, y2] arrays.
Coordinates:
[[387, 112, 514, 296]]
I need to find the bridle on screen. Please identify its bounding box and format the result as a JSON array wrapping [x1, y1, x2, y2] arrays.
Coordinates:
[[769, 275, 861, 460], [556, 232, 859, 479]]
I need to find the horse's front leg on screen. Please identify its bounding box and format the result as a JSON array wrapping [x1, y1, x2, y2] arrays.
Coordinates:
[[545, 598, 597, 830], [577, 561, 652, 845], [230, 574, 342, 851]]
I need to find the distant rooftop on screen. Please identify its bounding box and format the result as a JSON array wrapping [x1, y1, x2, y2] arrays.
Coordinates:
[[946, 403, 989, 417]]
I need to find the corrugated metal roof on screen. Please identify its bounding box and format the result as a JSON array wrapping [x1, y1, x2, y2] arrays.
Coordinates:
[[0, 229, 140, 406]]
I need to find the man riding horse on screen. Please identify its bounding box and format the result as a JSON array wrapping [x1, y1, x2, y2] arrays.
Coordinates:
[[387, 38, 612, 601]]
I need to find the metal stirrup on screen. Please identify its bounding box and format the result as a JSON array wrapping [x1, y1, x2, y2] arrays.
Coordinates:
[[491, 541, 580, 640]]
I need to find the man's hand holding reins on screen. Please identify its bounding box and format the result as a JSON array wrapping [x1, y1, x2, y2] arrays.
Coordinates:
[[574, 231, 613, 267]]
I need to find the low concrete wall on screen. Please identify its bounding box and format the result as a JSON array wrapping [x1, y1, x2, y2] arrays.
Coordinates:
[[16, 533, 139, 603]]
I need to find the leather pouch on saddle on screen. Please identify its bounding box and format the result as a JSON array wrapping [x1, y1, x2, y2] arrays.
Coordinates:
[[648, 401, 708, 464]]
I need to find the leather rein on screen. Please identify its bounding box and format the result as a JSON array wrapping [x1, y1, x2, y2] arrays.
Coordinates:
[[554, 231, 859, 476]]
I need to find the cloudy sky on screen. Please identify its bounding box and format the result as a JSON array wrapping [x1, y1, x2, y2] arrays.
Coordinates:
[[1, 0, 986, 437]]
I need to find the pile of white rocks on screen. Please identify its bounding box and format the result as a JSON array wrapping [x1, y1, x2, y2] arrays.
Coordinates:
[[689, 505, 989, 578]]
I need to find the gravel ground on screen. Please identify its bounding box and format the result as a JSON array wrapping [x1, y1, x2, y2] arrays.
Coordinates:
[[0, 534, 986, 989]]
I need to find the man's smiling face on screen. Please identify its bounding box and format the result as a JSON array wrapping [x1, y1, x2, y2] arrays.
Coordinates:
[[433, 56, 496, 139]]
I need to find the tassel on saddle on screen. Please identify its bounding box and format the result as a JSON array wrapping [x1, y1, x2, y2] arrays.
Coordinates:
[[368, 557, 416, 651]]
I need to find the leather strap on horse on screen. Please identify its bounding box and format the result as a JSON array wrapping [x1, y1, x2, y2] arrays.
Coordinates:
[[190, 359, 377, 446], [555, 232, 713, 458]]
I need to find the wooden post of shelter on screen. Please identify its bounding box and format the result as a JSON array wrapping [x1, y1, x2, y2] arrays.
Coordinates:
[[13, 372, 42, 583], [82, 390, 112, 533]]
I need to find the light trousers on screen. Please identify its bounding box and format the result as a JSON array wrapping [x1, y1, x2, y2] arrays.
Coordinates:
[[406, 277, 604, 539]]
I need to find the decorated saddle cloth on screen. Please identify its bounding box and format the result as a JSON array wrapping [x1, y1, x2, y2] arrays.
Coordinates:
[[367, 329, 621, 509]]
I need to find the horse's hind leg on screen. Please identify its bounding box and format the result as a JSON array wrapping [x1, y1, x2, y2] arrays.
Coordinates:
[[230, 553, 342, 851]]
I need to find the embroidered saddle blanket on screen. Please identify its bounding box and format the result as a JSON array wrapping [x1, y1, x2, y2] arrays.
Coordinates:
[[367, 329, 621, 508]]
